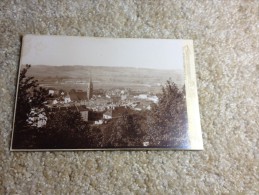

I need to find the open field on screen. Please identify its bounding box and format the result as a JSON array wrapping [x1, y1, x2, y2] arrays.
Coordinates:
[[23, 65, 184, 93]]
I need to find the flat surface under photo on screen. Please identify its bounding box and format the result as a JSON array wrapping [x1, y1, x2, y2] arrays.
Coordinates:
[[11, 35, 203, 151]]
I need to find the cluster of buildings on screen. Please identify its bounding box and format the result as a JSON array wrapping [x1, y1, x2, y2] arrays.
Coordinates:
[[30, 77, 158, 128]]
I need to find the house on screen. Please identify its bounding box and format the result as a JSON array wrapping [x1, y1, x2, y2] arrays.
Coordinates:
[[113, 106, 129, 118], [121, 94, 127, 101], [134, 94, 148, 99], [64, 95, 71, 103], [48, 89, 55, 96], [69, 105, 89, 122], [52, 99, 58, 105], [69, 91, 88, 102], [80, 110, 89, 122], [112, 96, 120, 103], [103, 110, 112, 119], [134, 107, 142, 111], [107, 104, 116, 110], [48, 88, 55, 94], [94, 120, 104, 125], [47, 88, 59, 96], [147, 105, 152, 110], [147, 95, 159, 103], [75, 105, 89, 121], [103, 106, 129, 119], [133, 104, 142, 111]]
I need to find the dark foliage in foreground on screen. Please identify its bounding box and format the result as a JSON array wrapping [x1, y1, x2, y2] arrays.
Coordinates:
[[102, 110, 147, 147], [147, 81, 189, 147], [15, 64, 49, 129], [12, 66, 189, 149]]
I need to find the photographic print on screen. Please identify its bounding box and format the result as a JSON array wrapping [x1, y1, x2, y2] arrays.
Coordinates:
[[11, 35, 203, 151]]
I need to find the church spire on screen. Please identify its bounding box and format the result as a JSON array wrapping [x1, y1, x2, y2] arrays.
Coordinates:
[[87, 72, 93, 100]]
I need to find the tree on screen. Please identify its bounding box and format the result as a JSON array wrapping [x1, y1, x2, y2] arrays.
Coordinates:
[[147, 80, 189, 147], [103, 110, 146, 147], [41, 109, 88, 148], [14, 65, 48, 130], [46, 109, 85, 132]]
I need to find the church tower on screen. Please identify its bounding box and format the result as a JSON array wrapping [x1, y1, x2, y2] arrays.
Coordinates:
[[87, 75, 93, 100]]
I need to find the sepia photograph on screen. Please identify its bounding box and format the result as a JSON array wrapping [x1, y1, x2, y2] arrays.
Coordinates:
[[11, 35, 203, 150]]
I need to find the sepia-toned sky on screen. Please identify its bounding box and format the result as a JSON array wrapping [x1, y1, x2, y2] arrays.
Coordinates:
[[21, 35, 184, 70]]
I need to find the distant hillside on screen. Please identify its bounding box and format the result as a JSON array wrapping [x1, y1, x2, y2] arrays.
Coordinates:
[[22, 65, 184, 93]]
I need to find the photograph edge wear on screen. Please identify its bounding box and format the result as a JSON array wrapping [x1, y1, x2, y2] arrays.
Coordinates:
[[183, 40, 203, 150]]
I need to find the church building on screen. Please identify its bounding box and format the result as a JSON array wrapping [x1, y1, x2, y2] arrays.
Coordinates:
[[87, 76, 93, 100]]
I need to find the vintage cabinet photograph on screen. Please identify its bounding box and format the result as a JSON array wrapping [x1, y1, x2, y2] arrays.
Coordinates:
[[11, 35, 203, 151]]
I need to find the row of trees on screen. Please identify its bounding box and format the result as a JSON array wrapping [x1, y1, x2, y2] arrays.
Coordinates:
[[12, 65, 189, 149]]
